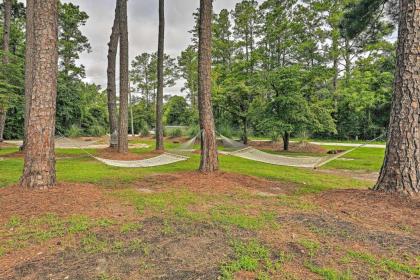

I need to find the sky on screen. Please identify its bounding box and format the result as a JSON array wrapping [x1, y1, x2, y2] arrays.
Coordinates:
[[61, 0, 251, 96]]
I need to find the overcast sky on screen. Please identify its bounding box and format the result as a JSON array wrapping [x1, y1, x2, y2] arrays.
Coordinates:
[[60, 0, 252, 96]]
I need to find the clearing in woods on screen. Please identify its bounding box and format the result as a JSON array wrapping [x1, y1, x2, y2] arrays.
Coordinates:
[[0, 137, 419, 279]]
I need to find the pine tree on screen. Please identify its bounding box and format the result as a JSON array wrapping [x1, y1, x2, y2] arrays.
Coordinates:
[[118, 0, 129, 153], [156, 0, 165, 151], [107, 0, 120, 145], [198, 0, 219, 172], [20, 0, 59, 189]]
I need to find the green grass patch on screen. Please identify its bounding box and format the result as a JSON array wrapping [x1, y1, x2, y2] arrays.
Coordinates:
[[298, 239, 320, 257], [344, 250, 420, 277], [305, 262, 353, 280], [221, 240, 282, 280], [277, 195, 316, 210], [0, 140, 374, 195], [210, 205, 277, 230], [114, 188, 201, 215], [321, 146, 385, 172], [0, 213, 109, 255], [120, 222, 142, 234]]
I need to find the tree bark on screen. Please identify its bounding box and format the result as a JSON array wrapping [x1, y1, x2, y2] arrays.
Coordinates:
[[155, 0, 165, 151], [23, 0, 35, 150], [118, 0, 129, 153], [20, 0, 58, 189], [0, 0, 12, 142], [107, 0, 120, 146], [374, 0, 420, 195], [198, 0, 219, 172], [242, 117, 248, 145], [283, 132, 290, 151]]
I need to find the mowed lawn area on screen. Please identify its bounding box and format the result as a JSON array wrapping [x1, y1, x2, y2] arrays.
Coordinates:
[[0, 139, 419, 280]]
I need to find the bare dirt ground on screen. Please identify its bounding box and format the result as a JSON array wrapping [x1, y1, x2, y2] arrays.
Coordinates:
[[1, 173, 419, 279]]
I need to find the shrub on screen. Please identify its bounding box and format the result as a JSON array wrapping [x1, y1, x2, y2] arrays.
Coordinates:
[[87, 125, 106, 137], [270, 131, 281, 142], [218, 124, 235, 138], [66, 125, 82, 138], [140, 126, 150, 137], [169, 128, 183, 138], [187, 125, 200, 138]]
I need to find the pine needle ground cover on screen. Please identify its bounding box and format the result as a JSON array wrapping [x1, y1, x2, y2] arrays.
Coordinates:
[[0, 139, 418, 279]]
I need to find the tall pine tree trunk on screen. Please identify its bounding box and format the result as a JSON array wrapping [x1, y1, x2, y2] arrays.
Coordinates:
[[23, 0, 34, 150], [118, 0, 129, 153], [155, 0, 165, 151], [198, 0, 218, 172], [0, 0, 12, 142], [374, 0, 420, 195], [107, 0, 120, 146], [20, 0, 58, 189]]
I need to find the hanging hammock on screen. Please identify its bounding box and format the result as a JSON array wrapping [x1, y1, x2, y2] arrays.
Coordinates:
[[56, 135, 191, 168], [219, 134, 385, 169], [93, 153, 189, 168]]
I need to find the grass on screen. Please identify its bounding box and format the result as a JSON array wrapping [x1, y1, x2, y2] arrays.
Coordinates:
[[305, 262, 353, 280], [344, 250, 420, 277], [0, 142, 374, 192], [0, 139, 416, 279], [0, 213, 106, 255], [320, 146, 385, 172], [210, 205, 278, 230], [221, 240, 281, 279], [298, 238, 320, 258]]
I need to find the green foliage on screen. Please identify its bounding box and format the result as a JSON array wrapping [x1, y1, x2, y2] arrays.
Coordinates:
[[58, 2, 91, 79], [187, 125, 200, 138], [168, 128, 183, 138], [163, 96, 192, 126], [130, 52, 179, 106], [67, 124, 82, 138]]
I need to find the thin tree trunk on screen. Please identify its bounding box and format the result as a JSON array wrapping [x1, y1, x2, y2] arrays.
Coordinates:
[[344, 38, 351, 87], [283, 132, 290, 151], [0, 0, 12, 142], [198, 0, 218, 172], [23, 0, 35, 150], [118, 0, 129, 153], [374, 0, 420, 195], [107, 0, 120, 146], [20, 0, 58, 189], [242, 117, 248, 145], [155, 0, 165, 151]]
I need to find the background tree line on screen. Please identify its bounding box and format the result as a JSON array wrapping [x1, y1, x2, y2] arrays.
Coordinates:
[[1, 0, 396, 145]]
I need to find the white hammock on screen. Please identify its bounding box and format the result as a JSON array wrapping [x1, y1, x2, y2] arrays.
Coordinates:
[[93, 153, 189, 168], [228, 147, 326, 168]]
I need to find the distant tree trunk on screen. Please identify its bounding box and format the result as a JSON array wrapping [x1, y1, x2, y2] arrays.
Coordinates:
[[344, 38, 351, 87], [23, 0, 35, 150], [155, 0, 165, 151], [107, 0, 120, 146], [242, 118, 248, 145], [198, 0, 218, 172], [374, 0, 420, 196], [118, 0, 129, 153], [20, 0, 58, 189], [283, 132, 290, 151], [0, 0, 12, 142]]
